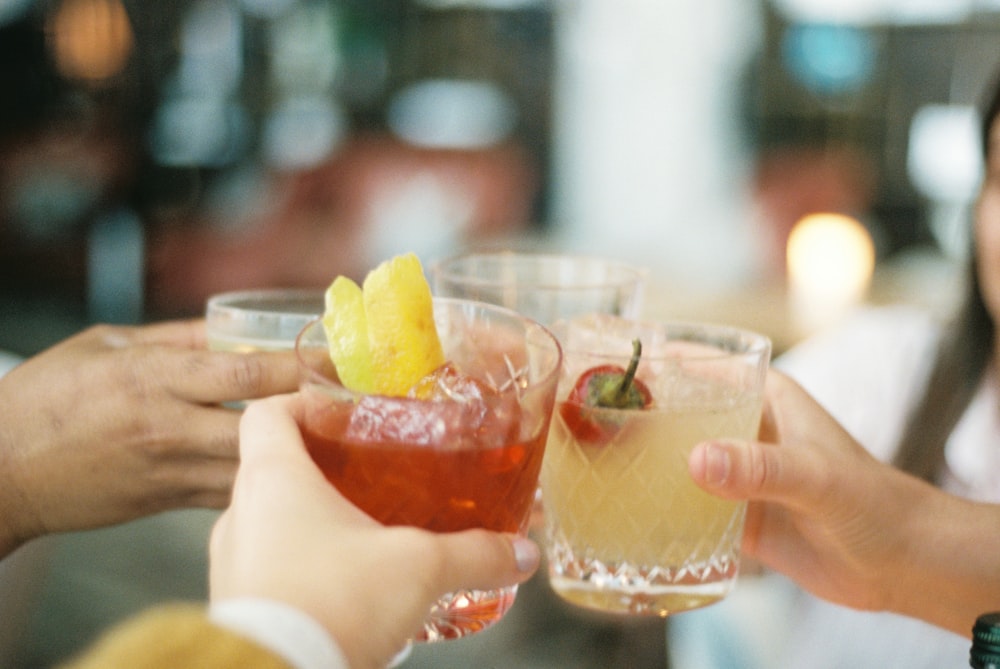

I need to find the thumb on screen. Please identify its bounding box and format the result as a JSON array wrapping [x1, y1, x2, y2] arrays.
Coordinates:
[[430, 530, 541, 593], [238, 394, 319, 476], [688, 439, 818, 509]]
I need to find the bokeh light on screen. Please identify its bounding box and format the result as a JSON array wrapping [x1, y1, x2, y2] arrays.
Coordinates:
[[48, 0, 133, 83], [786, 212, 876, 333]]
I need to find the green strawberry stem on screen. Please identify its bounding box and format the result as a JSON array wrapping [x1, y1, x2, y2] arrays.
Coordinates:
[[596, 339, 643, 408]]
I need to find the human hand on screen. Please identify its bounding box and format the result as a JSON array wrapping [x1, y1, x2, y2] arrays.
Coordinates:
[[688, 370, 931, 612], [0, 320, 299, 557], [688, 369, 1000, 636], [209, 395, 541, 669]]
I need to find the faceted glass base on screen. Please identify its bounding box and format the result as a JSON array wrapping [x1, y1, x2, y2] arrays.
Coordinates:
[[416, 585, 518, 642], [547, 535, 739, 617]]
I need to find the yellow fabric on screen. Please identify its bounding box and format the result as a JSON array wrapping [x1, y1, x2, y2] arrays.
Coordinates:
[[59, 602, 291, 669]]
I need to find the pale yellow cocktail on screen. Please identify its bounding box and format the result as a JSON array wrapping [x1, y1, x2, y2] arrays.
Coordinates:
[[541, 315, 770, 616]]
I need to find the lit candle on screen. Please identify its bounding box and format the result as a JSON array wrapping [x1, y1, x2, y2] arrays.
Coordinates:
[[786, 212, 876, 336]]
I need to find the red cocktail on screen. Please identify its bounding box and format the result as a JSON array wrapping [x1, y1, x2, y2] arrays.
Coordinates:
[[296, 298, 562, 641]]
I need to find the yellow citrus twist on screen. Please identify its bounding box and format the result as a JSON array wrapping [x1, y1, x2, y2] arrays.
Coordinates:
[[321, 253, 445, 396]]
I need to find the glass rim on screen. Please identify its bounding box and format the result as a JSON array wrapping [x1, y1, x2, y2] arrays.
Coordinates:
[[556, 315, 772, 362], [428, 251, 648, 292], [295, 296, 564, 397], [206, 288, 326, 319]]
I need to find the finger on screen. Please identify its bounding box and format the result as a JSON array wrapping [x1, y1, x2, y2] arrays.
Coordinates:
[[235, 395, 374, 525], [688, 439, 824, 512], [160, 349, 300, 405], [109, 319, 208, 349], [159, 457, 238, 510], [757, 382, 780, 444], [150, 405, 242, 460], [236, 394, 337, 492], [430, 530, 540, 593], [238, 395, 309, 466], [103, 454, 237, 519], [757, 369, 807, 444]]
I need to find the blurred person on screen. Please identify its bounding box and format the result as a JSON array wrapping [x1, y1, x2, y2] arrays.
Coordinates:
[[0, 319, 299, 560], [60, 395, 541, 669], [670, 65, 1000, 668]]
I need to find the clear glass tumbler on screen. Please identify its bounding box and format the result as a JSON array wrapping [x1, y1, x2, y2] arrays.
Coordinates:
[[541, 313, 771, 617], [429, 252, 647, 326], [295, 298, 563, 641]]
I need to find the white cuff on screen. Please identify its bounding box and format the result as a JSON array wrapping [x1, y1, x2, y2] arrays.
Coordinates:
[[209, 597, 350, 669]]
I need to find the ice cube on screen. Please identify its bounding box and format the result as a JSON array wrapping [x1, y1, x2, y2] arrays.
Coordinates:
[[343, 364, 522, 449]]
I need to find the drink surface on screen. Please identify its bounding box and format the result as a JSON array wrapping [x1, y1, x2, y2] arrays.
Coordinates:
[[207, 334, 296, 353]]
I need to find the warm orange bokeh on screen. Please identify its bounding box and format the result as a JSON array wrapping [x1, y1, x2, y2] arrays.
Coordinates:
[[49, 0, 134, 83]]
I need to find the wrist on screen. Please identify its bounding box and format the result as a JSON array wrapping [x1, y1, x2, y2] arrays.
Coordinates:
[[889, 478, 1000, 637], [0, 373, 42, 558], [0, 435, 32, 560]]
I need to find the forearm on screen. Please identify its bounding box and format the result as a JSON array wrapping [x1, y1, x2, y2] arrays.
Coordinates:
[[889, 478, 1000, 637], [0, 423, 33, 560]]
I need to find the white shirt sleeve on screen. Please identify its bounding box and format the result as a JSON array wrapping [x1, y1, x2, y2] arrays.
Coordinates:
[[774, 304, 940, 462], [209, 597, 350, 669]]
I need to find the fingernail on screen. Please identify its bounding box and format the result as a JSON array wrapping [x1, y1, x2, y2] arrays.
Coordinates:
[[703, 443, 731, 485], [512, 537, 540, 573]]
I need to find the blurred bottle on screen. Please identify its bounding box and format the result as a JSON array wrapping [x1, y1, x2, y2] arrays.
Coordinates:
[[971, 612, 1000, 669]]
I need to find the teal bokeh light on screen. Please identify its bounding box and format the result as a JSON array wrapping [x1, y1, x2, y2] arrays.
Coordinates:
[[782, 23, 876, 95]]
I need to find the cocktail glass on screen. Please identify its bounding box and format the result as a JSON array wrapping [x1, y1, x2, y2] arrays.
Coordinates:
[[541, 313, 770, 616], [429, 251, 646, 325], [205, 288, 324, 352], [295, 298, 563, 642]]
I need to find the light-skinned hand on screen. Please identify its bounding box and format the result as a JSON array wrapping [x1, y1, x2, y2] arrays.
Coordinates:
[[688, 369, 1000, 637], [210, 395, 541, 669]]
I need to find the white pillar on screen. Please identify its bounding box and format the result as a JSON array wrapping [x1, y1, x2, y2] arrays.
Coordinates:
[[549, 0, 763, 288]]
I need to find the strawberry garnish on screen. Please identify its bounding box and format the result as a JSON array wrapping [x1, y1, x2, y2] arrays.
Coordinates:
[[559, 339, 652, 446]]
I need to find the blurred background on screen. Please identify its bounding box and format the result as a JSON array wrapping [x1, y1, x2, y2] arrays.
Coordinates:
[[4, 0, 999, 356], [1, 0, 999, 666]]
